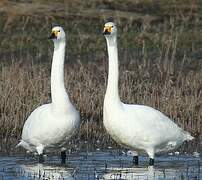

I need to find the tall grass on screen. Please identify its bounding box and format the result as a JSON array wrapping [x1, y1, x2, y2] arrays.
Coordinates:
[[0, 48, 201, 153]]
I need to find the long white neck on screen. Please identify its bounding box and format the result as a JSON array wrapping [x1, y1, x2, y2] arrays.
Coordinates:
[[104, 35, 121, 105], [51, 40, 71, 111]]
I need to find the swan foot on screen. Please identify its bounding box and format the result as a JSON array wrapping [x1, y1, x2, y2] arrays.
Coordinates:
[[149, 158, 154, 166], [61, 150, 66, 164], [38, 154, 44, 163], [133, 156, 139, 165]]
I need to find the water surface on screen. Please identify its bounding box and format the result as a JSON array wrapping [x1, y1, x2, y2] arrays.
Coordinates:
[[0, 150, 201, 179]]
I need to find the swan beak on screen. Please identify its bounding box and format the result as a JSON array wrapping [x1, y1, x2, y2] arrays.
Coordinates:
[[103, 26, 112, 35], [49, 31, 57, 39]]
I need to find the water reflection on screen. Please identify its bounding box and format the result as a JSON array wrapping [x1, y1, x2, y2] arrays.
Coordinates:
[[0, 151, 201, 180], [102, 166, 183, 179], [101, 154, 201, 180], [20, 163, 74, 180]]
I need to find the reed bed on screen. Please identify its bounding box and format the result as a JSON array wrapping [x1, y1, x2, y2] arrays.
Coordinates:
[[0, 53, 201, 153]]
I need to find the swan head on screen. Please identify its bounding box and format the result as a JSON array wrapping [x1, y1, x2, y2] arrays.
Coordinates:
[[49, 26, 66, 42], [103, 22, 117, 37]]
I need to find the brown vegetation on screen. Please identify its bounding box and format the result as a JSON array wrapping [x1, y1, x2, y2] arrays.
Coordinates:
[[0, 53, 201, 153]]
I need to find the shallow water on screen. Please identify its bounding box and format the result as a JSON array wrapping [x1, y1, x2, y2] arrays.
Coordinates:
[[0, 150, 201, 180]]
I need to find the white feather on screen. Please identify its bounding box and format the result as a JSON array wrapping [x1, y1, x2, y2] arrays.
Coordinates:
[[103, 22, 193, 159], [17, 26, 80, 154]]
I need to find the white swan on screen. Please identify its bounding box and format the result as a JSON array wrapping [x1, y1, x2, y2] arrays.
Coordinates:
[[103, 22, 194, 165], [17, 26, 80, 163]]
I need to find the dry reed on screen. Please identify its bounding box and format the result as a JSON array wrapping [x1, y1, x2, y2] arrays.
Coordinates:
[[0, 54, 201, 152]]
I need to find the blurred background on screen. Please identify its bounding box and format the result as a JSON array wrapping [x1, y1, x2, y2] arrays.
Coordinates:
[[0, 0, 201, 153]]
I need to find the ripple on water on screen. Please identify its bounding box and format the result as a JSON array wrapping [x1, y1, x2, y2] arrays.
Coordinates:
[[0, 151, 201, 180]]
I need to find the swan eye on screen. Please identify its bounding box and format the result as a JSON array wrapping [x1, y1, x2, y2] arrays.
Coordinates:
[[112, 26, 114, 28], [58, 30, 60, 32]]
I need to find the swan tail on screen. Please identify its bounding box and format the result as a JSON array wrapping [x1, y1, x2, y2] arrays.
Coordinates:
[[183, 131, 194, 141], [16, 140, 23, 148], [16, 140, 34, 152]]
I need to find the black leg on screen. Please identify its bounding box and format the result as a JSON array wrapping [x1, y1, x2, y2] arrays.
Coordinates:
[[61, 150, 66, 164], [133, 156, 139, 165], [39, 154, 44, 163], [149, 158, 154, 166]]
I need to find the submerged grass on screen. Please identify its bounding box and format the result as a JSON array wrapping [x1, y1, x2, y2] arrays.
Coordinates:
[[0, 0, 201, 153]]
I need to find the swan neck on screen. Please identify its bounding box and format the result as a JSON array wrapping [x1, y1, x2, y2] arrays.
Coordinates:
[[105, 35, 121, 104], [51, 40, 71, 111]]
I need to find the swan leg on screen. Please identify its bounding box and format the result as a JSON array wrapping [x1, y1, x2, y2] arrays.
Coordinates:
[[147, 149, 155, 166], [61, 150, 66, 164], [149, 158, 154, 166], [133, 156, 139, 165], [36, 145, 44, 163], [131, 151, 139, 165], [38, 154, 45, 163]]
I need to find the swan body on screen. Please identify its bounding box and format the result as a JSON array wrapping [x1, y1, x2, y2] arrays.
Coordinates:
[[103, 22, 193, 164], [104, 104, 193, 157], [18, 26, 80, 156]]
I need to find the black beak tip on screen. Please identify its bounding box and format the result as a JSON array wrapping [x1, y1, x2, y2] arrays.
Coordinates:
[[48, 33, 56, 39], [103, 31, 111, 35]]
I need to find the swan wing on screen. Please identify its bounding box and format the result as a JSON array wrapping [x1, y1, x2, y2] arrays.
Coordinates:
[[21, 103, 79, 150], [121, 104, 191, 147]]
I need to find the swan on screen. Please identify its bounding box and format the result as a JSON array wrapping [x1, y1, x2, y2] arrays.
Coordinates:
[[102, 22, 194, 166], [17, 26, 80, 164]]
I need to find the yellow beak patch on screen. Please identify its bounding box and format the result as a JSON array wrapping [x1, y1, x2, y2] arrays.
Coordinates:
[[52, 30, 59, 37], [49, 30, 60, 39], [103, 26, 112, 33]]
